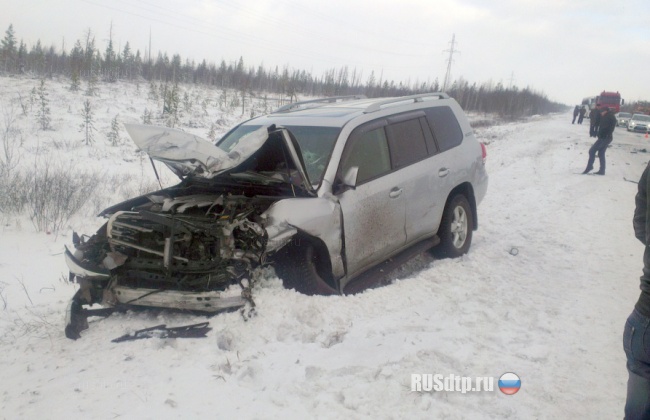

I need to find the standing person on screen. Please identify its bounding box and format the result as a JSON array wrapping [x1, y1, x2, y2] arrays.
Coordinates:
[[582, 106, 616, 175], [625, 161, 650, 419], [578, 106, 587, 124], [572, 105, 580, 124], [589, 104, 601, 137]]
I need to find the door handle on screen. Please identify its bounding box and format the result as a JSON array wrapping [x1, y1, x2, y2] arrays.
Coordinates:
[[438, 168, 450, 177], [389, 187, 403, 198]]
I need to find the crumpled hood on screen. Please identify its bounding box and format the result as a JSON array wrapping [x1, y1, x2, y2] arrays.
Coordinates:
[[123, 123, 269, 178]]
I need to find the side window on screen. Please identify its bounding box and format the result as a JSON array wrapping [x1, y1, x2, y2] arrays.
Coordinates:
[[385, 118, 429, 169], [340, 126, 391, 185], [425, 106, 463, 152]]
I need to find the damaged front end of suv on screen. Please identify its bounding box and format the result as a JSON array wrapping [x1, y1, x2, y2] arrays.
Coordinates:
[[64, 124, 339, 339]]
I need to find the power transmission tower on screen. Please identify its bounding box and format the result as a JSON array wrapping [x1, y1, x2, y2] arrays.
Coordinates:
[[508, 71, 516, 89], [442, 34, 459, 92], [148, 28, 152, 64]]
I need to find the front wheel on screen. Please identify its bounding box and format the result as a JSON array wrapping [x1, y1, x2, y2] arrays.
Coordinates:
[[433, 194, 473, 258], [274, 240, 337, 295]]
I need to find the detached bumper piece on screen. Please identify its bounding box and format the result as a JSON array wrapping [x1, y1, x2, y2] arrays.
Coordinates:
[[112, 287, 246, 312], [65, 290, 90, 340], [64, 287, 246, 340], [112, 322, 212, 343]]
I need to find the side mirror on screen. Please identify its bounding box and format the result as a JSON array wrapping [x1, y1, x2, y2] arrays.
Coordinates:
[[342, 166, 359, 189], [334, 166, 359, 195]]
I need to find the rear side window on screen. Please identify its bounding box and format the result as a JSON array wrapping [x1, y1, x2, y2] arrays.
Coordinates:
[[425, 106, 463, 152], [385, 118, 429, 169]]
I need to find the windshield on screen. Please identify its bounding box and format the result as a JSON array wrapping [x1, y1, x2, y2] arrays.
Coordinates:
[[599, 96, 620, 105], [218, 124, 341, 185], [618, 113, 631, 118], [633, 115, 650, 122]]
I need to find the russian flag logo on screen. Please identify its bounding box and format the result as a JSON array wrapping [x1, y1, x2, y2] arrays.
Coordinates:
[[498, 372, 521, 395]]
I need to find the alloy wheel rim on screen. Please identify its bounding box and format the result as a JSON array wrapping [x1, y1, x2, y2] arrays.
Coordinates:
[[450, 205, 468, 248]]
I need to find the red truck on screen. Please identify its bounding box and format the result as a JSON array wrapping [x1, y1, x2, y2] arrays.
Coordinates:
[[595, 91, 623, 113]]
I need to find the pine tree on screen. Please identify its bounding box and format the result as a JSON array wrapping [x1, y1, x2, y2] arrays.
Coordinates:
[[29, 86, 36, 112], [16, 40, 26, 73], [142, 108, 152, 124], [85, 72, 98, 96], [36, 79, 51, 130], [103, 39, 117, 82], [201, 98, 210, 116], [1, 24, 17, 73], [107, 114, 121, 146], [219, 89, 228, 112], [79, 99, 96, 145], [122, 42, 132, 79], [83, 29, 95, 79], [85, 54, 99, 96], [183, 91, 192, 112], [70, 40, 84, 79], [70, 70, 81, 91], [207, 123, 217, 141], [148, 80, 158, 101], [31, 40, 45, 76]]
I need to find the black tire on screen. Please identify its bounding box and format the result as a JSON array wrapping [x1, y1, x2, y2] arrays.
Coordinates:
[[433, 194, 473, 258], [275, 240, 336, 295]]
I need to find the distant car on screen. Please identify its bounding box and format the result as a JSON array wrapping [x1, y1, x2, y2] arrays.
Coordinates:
[[616, 112, 632, 128], [627, 114, 650, 133]]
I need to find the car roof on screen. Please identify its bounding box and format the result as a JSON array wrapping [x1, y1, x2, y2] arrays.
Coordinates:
[[244, 105, 366, 128], [240, 93, 452, 128]]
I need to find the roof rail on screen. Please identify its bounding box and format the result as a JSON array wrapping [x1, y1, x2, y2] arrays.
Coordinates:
[[363, 92, 450, 114], [273, 95, 367, 113]]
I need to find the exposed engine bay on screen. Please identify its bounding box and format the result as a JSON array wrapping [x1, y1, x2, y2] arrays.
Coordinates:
[[101, 194, 271, 292], [64, 191, 280, 339]]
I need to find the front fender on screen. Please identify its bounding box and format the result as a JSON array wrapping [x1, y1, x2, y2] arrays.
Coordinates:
[[262, 197, 344, 278]]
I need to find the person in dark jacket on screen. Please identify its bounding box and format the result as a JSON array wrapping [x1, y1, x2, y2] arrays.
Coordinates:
[[582, 107, 616, 175], [578, 106, 587, 124], [572, 105, 580, 124], [625, 162, 650, 419], [589, 105, 601, 137]]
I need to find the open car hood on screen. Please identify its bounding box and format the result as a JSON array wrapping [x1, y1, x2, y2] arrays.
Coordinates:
[[123, 124, 314, 193]]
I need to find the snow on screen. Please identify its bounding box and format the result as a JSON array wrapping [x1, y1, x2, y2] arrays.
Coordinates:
[[0, 75, 647, 419]]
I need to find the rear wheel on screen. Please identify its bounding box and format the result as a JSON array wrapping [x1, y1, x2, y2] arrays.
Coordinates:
[[433, 194, 473, 258]]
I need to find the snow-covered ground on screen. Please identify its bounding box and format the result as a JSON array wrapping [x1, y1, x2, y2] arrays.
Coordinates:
[[0, 76, 647, 419]]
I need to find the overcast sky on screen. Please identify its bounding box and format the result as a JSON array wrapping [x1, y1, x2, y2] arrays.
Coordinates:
[[3, 0, 649, 105]]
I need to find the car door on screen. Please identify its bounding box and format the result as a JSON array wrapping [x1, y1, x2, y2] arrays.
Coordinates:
[[422, 105, 468, 233], [384, 112, 444, 243], [336, 120, 407, 279]]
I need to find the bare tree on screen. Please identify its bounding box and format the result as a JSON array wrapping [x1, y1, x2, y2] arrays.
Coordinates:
[[0, 105, 22, 177]]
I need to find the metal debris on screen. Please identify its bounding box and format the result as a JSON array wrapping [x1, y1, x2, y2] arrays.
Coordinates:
[[111, 322, 212, 342]]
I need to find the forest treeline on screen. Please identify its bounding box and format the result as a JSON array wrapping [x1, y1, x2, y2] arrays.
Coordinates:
[[0, 24, 566, 118]]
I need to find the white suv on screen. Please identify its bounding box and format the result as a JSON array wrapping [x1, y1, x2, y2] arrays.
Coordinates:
[[63, 93, 488, 338]]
